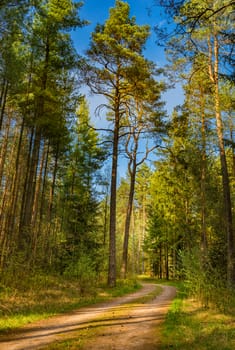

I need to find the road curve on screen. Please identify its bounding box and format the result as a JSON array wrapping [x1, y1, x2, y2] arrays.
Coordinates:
[[0, 283, 176, 350]]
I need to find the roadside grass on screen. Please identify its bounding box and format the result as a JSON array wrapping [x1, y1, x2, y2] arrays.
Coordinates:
[[5, 273, 235, 350], [0, 274, 140, 334], [161, 281, 235, 350]]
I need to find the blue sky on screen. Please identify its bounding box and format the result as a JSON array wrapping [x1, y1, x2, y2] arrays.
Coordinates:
[[72, 0, 184, 117], [71, 1, 183, 178], [73, 0, 166, 63]]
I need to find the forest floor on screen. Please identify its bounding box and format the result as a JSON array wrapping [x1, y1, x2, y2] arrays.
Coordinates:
[[0, 283, 176, 350]]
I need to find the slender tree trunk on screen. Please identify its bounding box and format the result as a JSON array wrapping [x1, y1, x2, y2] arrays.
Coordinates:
[[0, 78, 8, 131], [108, 103, 120, 287], [0, 108, 11, 187], [8, 118, 26, 243], [48, 144, 59, 223], [0, 116, 23, 267], [159, 243, 162, 279], [103, 193, 108, 246], [19, 126, 35, 247], [31, 140, 46, 228], [19, 127, 41, 252], [31, 140, 47, 264], [121, 118, 151, 278], [141, 196, 146, 274], [200, 89, 208, 254], [0, 111, 12, 266], [38, 141, 49, 228], [36, 141, 51, 267], [25, 129, 41, 227], [121, 164, 136, 279], [165, 242, 169, 280], [208, 33, 235, 286], [46, 144, 59, 267], [2, 118, 26, 264], [108, 122, 118, 286], [0, 184, 10, 268], [228, 113, 235, 178], [136, 209, 141, 274]]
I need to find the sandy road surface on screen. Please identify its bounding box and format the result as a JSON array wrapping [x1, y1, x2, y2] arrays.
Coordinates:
[[0, 284, 176, 350]]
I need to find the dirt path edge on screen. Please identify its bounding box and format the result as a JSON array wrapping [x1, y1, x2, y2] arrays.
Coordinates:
[[0, 283, 177, 350]]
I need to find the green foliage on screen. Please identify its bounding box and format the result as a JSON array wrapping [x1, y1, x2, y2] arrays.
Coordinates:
[[162, 286, 235, 350], [157, 0, 235, 287], [63, 255, 98, 295], [181, 248, 234, 312], [0, 271, 141, 333], [0, 0, 89, 273], [55, 97, 105, 275], [108, 278, 140, 297], [85, 0, 151, 107]]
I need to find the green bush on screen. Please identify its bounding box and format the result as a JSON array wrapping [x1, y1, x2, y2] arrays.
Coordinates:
[[63, 255, 97, 295], [180, 248, 235, 312]]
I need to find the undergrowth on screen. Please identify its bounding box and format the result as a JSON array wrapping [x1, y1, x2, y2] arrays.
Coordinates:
[[0, 272, 140, 333], [161, 280, 235, 350]]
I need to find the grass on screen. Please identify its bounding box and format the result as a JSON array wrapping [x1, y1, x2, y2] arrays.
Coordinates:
[[43, 282, 163, 350], [0, 273, 141, 334], [3, 273, 234, 350], [161, 281, 235, 350]]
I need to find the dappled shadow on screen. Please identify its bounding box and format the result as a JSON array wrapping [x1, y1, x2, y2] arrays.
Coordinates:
[[0, 303, 169, 341], [0, 284, 176, 350], [1, 314, 165, 341]]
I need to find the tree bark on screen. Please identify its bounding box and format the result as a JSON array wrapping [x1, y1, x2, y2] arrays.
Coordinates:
[[0, 108, 11, 187], [121, 163, 136, 279], [228, 113, 235, 178], [108, 110, 119, 287], [199, 88, 208, 254], [208, 33, 235, 286], [47, 143, 59, 223], [18, 126, 41, 252], [0, 78, 8, 131]]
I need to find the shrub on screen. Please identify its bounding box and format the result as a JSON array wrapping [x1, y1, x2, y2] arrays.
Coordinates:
[[180, 248, 235, 313], [63, 255, 97, 295]]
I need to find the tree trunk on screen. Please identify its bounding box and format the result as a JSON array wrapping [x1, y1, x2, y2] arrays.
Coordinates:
[[103, 193, 109, 246], [165, 242, 169, 280], [208, 33, 235, 286], [108, 105, 120, 287], [0, 78, 8, 131], [0, 108, 11, 187], [38, 141, 49, 228], [0, 111, 12, 266], [200, 88, 208, 254], [31, 140, 47, 264], [141, 197, 146, 274], [2, 118, 26, 264], [0, 115, 24, 267], [229, 113, 235, 178], [121, 164, 136, 279], [48, 143, 59, 223], [159, 243, 162, 279], [19, 126, 41, 252]]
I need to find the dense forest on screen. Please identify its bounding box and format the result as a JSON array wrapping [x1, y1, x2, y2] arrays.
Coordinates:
[[0, 0, 234, 308]]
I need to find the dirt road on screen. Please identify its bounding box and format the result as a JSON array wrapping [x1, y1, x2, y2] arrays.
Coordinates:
[[0, 283, 176, 350]]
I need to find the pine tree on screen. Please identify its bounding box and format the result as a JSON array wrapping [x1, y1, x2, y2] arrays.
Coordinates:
[[84, 0, 150, 286], [156, 0, 235, 286]]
